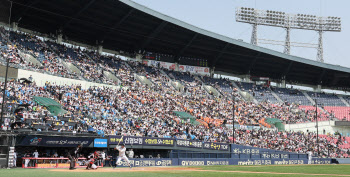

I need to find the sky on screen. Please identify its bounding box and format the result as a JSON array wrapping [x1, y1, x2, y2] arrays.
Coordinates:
[[132, 0, 349, 68]]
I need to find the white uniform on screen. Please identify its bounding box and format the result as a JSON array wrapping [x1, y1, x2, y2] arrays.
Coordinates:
[[24, 154, 30, 168], [33, 151, 39, 158], [308, 151, 313, 164], [91, 163, 97, 169], [116, 146, 130, 166], [13, 152, 17, 167], [101, 152, 106, 166], [128, 150, 134, 158]]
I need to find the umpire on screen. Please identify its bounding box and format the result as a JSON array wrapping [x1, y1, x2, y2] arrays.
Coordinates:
[[67, 144, 82, 170]]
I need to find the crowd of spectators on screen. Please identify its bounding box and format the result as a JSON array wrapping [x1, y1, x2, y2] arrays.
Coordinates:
[[0, 27, 349, 158], [235, 129, 350, 158]]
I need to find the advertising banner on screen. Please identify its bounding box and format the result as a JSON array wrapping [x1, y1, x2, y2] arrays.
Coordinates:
[[19, 136, 94, 147], [178, 158, 331, 166], [230, 144, 293, 155], [116, 158, 331, 167], [144, 60, 176, 70], [176, 139, 203, 148], [94, 139, 108, 148], [203, 142, 230, 151], [109, 136, 143, 145], [178, 64, 210, 76], [108, 136, 174, 146], [143, 137, 175, 146], [116, 159, 173, 167], [108, 136, 234, 148]]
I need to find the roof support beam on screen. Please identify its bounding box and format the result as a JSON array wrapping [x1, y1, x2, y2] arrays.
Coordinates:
[[174, 33, 198, 61], [317, 69, 326, 84], [282, 61, 293, 78], [212, 43, 229, 67], [139, 21, 168, 50], [102, 8, 134, 40], [62, 0, 96, 29], [246, 52, 261, 73], [14, 0, 40, 22]]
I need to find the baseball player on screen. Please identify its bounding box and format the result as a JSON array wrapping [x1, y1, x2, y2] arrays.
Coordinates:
[[307, 150, 313, 164], [114, 144, 132, 169], [67, 144, 82, 170], [86, 159, 98, 170]]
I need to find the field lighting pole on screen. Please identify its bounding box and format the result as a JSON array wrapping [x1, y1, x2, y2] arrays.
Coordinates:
[[315, 98, 319, 157], [232, 93, 235, 144], [236, 7, 341, 62], [0, 55, 10, 128], [1, 1, 12, 130], [317, 30, 324, 62], [284, 27, 291, 54]]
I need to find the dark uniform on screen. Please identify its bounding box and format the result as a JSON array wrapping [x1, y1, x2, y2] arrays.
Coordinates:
[[67, 145, 81, 170]]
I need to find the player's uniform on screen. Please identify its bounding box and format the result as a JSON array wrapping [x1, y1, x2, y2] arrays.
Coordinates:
[[86, 159, 98, 170], [115, 146, 132, 168], [67, 146, 81, 170], [307, 151, 313, 164]]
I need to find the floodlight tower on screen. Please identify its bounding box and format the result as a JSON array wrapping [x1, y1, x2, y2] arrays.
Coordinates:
[[284, 27, 291, 54], [251, 23, 258, 45], [236, 7, 341, 62]]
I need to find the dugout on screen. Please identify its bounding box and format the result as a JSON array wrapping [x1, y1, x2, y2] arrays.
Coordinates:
[[14, 134, 105, 167]]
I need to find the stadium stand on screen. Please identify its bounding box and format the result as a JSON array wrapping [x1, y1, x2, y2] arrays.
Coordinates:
[[0, 27, 349, 159]]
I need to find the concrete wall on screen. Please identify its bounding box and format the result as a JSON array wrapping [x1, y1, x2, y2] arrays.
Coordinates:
[[17, 69, 119, 89], [284, 121, 350, 136], [0, 65, 18, 79]]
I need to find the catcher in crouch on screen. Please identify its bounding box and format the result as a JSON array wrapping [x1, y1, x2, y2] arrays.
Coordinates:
[[114, 144, 132, 169], [86, 159, 98, 170]]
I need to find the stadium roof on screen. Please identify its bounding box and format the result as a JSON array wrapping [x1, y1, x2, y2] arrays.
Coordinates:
[[3, 0, 350, 89]]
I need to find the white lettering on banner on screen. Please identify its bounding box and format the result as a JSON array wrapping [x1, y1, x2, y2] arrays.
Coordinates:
[[124, 137, 143, 145], [238, 159, 254, 165], [206, 161, 229, 166], [95, 141, 107, 145], [181, 161, 205, 166], [45, 140, 89, 145], [124, 160, 172, 167]]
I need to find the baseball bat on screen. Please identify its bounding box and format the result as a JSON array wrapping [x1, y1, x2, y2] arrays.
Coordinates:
[[116, 136, 124, 147]]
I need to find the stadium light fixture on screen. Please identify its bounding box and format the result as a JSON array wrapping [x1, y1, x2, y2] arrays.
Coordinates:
[[236, 7, 341, 62]]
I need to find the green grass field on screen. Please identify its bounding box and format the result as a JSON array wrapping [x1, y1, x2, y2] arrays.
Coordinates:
[[0, 165, 349, 177]]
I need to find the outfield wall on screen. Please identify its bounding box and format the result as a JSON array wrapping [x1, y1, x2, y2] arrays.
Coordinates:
[[113, 158, 331, 167], [336, 158, 350, 164]]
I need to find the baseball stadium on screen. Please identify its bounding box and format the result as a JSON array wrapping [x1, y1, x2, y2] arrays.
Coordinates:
[[0, 0, 349, 176]]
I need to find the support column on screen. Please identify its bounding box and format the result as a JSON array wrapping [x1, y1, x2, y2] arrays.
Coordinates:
[[210, 67, 215, 78], [135, 54, 143, 61], [281, 79, 286, 88], [57, 34, 63, 44], [11, 22, 18, 31], [175, 62, 179, 72], [97, 45, 103, 54], [314, 85, 322, 92], [241, 75, 250, 82]]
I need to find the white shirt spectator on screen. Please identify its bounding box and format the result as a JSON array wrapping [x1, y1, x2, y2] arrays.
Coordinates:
[[33, 151, 39, 158], [128, 149, 134, 158]]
